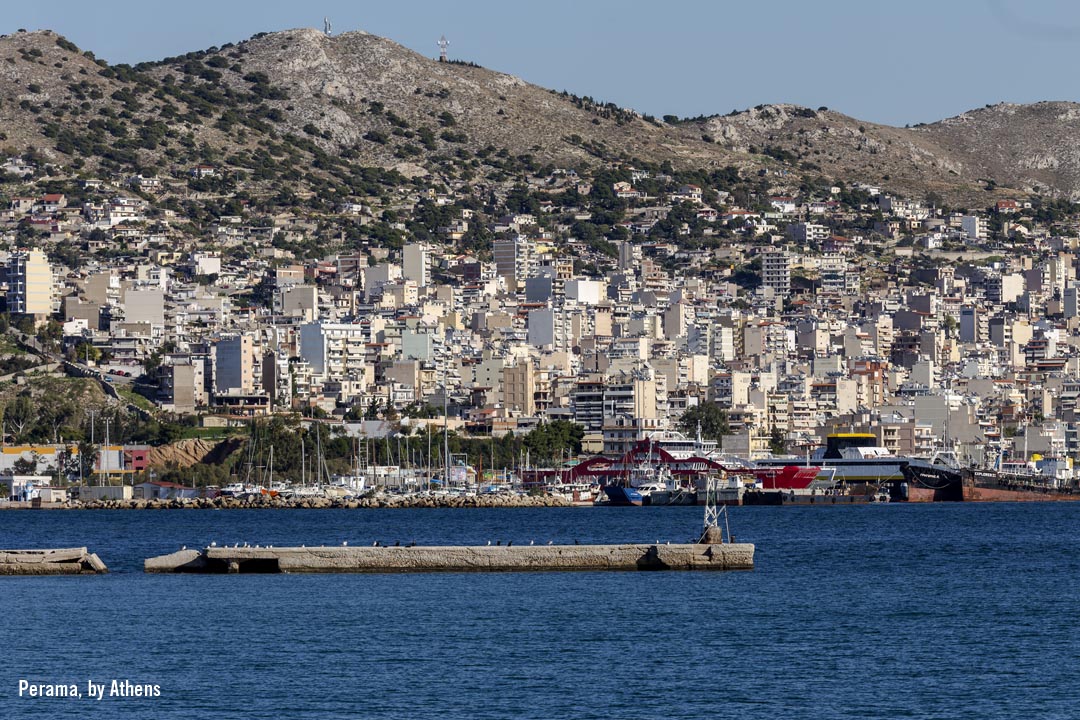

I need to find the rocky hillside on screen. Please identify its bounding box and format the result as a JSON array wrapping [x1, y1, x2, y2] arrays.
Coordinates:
[[2, 27, 1080, 201], [911, 102, 1080, 198]]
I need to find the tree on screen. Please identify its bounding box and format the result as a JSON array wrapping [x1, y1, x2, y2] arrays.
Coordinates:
[[768, 427, 786, 455], [69, 441, 93, 481], [36, 320, 62, 354], [677, 404, 730, 442], [4, 395, 35, 442], [942, 315, 958, 338], [12, 454, 37, 475], [73, 342, 101, 363], [522, 421, 585, 465]]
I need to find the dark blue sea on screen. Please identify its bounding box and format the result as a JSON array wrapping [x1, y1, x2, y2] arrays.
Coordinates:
[[2, 503, 1080, 719]]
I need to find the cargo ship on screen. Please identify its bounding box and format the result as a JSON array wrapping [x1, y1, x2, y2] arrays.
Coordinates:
[[904, 456, 1080, 502]]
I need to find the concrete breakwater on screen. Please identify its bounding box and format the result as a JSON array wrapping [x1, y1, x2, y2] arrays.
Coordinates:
[[0, 548, 108, 575], [145, 542, 754, 574], [67, 494, 573, 511]]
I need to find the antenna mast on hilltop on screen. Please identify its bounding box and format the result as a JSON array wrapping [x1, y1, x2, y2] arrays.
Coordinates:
[[324, 17, 333, 37], [438, 35, 449, 62]]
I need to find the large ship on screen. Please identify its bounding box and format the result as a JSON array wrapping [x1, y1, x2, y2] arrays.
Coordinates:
[[903, 455, 1080, 502], [751, 433, 962, 502], [754, 433, 906, 483], [582, 435, 819, 504]]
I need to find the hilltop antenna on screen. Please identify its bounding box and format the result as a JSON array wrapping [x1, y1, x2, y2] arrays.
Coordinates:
[[438, 35, 449, 62], [324, 17, 332, 36]]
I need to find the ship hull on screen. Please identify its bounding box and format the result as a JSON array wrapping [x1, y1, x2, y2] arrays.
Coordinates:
[[898, 464, 966, 502], [904, 466, 1080, 502], [962, 470, 1080, 502], [602, 486, 643, 506], [742, 490, 871, 506], [754, 465, 822, 490]]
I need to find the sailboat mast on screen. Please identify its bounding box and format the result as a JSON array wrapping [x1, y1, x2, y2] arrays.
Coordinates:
[[443, 379, 450, 487], [316, 422, 323, 485]]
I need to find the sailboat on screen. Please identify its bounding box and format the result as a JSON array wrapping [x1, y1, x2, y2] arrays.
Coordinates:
[[330, 432, 368, 496]]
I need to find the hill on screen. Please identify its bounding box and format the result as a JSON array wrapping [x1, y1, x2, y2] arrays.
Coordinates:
[[1, 27, 1080, 202]]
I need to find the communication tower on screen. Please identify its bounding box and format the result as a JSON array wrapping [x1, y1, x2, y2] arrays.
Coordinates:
[[438, 35, 449, 62], [324, 17, 333, 36]]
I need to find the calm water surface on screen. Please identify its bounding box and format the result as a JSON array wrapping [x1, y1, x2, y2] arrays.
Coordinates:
[[2, 503, 1079, 719]]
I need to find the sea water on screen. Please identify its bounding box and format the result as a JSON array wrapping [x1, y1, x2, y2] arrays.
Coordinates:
[[2, 503, 1079, 719]]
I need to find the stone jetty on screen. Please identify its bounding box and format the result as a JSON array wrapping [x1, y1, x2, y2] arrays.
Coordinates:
[[73, 493, 572, 511], [0, 548, 108, 575], [145, 541, 754, 574]]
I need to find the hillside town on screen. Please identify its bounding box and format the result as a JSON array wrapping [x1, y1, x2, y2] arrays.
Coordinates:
[[2, 149, 1080, 497]]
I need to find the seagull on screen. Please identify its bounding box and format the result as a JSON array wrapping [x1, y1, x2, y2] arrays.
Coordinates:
[[486, 540, 491, 546], [529, 540, 534, 546], [181, 546, 186, 550], [548, 540, 553, 545], [210, 541, 217, 547], [342, 541, 348, 547]]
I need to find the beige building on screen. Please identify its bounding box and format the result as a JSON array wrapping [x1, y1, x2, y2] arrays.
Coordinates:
[[503, 362, 535, 415], [8, 249, 53, 320]]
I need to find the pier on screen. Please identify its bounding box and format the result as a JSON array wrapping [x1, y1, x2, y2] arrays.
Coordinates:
[[0, 548, 108, 575], [144, 541, 754, 574]]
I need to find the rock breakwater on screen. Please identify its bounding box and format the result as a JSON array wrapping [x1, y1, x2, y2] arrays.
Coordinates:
[[71, 494, 572, 510]]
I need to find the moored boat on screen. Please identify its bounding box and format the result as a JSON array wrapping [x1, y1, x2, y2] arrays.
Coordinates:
[[903, 457, 1080, 502], [602, 485, 644, 506]]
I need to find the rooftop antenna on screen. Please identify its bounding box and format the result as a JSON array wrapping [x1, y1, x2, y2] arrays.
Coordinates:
[[324, 17, 332, 36], [438, 35, 449, 62]]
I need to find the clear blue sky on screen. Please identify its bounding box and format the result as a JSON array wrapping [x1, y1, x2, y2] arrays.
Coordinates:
[[5, 0, 1080, 127]]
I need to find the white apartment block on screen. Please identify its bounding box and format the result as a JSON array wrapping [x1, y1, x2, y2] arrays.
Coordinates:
[[761, 250, 792, 295]]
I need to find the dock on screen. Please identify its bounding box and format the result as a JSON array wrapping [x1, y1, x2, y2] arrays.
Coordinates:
[[144, 541, 754, 574], [0, 548, 108, 575]]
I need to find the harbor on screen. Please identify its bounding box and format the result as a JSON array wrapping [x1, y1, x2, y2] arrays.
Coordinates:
[[7, 429, 1079, 510], [144, 474, 752, 573]]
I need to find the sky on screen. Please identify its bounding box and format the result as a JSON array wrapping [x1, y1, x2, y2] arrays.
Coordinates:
[[5, 1, 1080, 127]]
